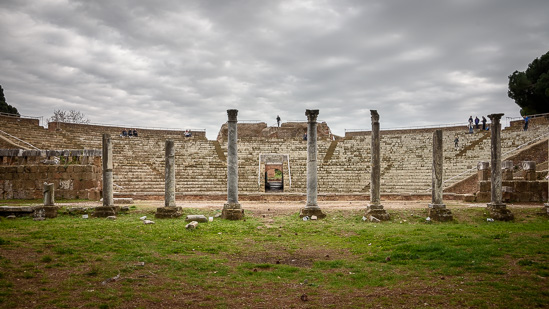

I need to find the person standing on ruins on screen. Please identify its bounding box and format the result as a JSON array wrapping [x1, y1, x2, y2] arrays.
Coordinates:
[[475, 116, 480, 129], [524, 116, 530, 131], [276, 115, 281, 127], [482, 116, 487, 130], [454, 136, 459, 149]]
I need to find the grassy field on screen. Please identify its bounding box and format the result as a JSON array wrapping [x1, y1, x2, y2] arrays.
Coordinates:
[[0, 203, 548, 308]]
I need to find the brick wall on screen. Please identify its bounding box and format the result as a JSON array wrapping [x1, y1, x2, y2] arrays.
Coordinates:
[[0, 149, 102, 200]]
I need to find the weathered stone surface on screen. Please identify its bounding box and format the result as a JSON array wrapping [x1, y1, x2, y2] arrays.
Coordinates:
[[222, 203, 244, 220], [165, 140, 176, 207], [428, 207, 453, 222], [299, 206, 326, 219], [185, 215, 208, 222], [365, 205, 390, 221], [186, 221, 199, 229], [486, 113, 513, 220], [0, 206, 34, 217], [113, 198, 134, 204], [155, 206, 183, 219], [366, 110, 389, 221], [93, 206, 120, 218], [102, 134, 114, 207], [43, 182, 55, 206], [487, 203, 514, 221]]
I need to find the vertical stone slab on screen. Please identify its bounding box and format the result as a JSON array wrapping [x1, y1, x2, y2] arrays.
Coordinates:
[[95, 134, 119, 217], [428, 130, 452, 221], [502, 160, 514, 180], [155, 140, 182, 218], [365, 110, 389, 221], [299, 109, 326, 219], [222, 109, 244, 220], [487, 114, 514, 221]]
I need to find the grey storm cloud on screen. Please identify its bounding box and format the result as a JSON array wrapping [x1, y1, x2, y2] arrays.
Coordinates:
[[1, 0, 548, 138]]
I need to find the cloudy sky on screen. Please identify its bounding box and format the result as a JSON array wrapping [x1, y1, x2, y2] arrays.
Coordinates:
[[1, 0, 548, 139]]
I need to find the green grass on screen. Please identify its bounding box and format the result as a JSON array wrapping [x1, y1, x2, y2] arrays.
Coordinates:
[[0, 206, 548, 308]]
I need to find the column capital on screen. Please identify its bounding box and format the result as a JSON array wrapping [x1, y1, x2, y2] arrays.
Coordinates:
[[305, 109, 319, 123], [370, 110, 379, 124], [487, 113, 504, 122], [227, 109, 238, 122]]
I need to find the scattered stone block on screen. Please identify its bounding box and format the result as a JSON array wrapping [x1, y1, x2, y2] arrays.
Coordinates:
[[310, 215, 318, 220], [155, 206, 183, 219], [107, 216, 116, 220], [186, 221, 199, 229], [185, 215, 208, 222], [113, 198, 133, 204], [143, 220, 155, 224], [6, 215, 16, 219]]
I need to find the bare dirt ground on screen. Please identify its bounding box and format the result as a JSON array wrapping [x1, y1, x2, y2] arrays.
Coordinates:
[[54, 199, 545, 215]]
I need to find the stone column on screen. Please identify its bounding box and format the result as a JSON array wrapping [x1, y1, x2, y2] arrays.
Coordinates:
[[487, 113, 514, 221], [365, 110, 389, 221], [299, 109, 326, 219], [428, 130, 452, 221], [222, 109, 244, 220], [545, 138, 549, 215], [155, 140, 182, 218], [95, 134, 119, 217], [43, 182, 55, 206]]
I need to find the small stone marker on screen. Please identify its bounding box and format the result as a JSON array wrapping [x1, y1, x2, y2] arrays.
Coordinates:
[[310, 215, 318, 220], [6, 215, 16, 219], [143, 220, 155, 224], [139, 216, 147, 221], [82, 214, 89, 219], [107, 216, 116, 220]]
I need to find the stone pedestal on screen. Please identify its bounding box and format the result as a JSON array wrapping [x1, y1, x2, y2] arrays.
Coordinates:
[[486, 114, 513, 221], [155, 206, 183, 219], [222, 203, 245, 220], [366, 205, 391, 221], [487, 203, 514, 221], [93, 206, 120, 217], [522, 161, 536, 181], [222, 109, 244, 220], [299, 109, 325, 219], [428, 130, 452, 221], [428, 204, 453, 222], [98, 134, 117, 218], [477, 162, 490, 181], [365, 110, 389, 221], [502, 160, 514, 180]]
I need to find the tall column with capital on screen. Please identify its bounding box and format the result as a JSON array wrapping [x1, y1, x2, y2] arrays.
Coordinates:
[[428, 129, 453, 221], [299, 109, 326, 219], [95, 134, 119, 217], [155, 140, 183, 218], [222, 109, 244, 220], [487, 113, 514, 220], [365, 110, 390, 221]]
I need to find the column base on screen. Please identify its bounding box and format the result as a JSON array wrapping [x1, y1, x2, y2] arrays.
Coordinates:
[[487, 203, 514, 221], [543, 204, 549, 216], [299, 206, 326, 219], [428, 204, 453, 222], [222, 203, 244, 220], [365, 205, 390, 221], [33, 206, 59, 218], [155, 206, 183, 219], [93, 206, 120, 218]]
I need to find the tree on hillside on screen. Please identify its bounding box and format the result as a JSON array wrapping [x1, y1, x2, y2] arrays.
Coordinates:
[[49, 109, 90, 124], [508, 51, 549, 116], [0, 85, 20, 116]]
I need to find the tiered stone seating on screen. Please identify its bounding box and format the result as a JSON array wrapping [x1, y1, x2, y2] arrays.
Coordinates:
[[1, 114, 548, 196]]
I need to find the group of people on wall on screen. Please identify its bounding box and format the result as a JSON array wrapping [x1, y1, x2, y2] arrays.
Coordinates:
[[467, 116, 489, 134], [120, 128, 138, 137]]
